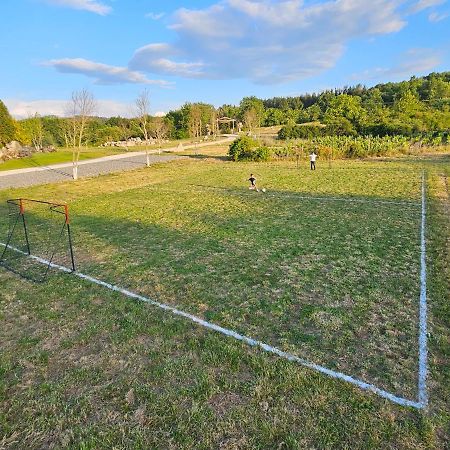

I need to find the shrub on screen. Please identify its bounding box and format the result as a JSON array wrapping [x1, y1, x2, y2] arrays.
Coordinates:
[[228, 136, 272, 161], [228, 136, 258, 161], [251, 146, 272, 161], [278, 124, 324, 140]]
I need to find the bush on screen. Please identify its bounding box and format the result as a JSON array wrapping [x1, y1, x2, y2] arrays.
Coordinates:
[[251, 146, 272, 161], [324, 117, 357, 136], [228, 136, 258, 161], [228, 136, 272, 161], [278, 124, 324, 140]]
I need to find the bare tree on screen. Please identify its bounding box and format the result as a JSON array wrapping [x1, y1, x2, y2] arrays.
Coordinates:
[[243, 108, 258, 133], [67, 89, 96, 180], [135, 90, 152, 166], [150, 117, 169, 154], [209, 109, 219, 138]]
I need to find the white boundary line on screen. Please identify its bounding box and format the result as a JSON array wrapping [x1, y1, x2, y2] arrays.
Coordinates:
[[418, 172, 429, 407], [0, 241, 424, 409], [183, 185, 422, 208]]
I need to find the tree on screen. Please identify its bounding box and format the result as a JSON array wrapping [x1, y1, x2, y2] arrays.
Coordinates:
[[264, 108, 286, 126], [42, 116, 66, 147], [304, 104, 322, 122], [0, 100, 16, 146], [323, 94, 366, 134], [188, 103, 202, 139], [393, 89, 424, 117], [67, 89, 96, 180], [29, 113, 44, 150], [218, 104, 239, 119], [134, 89, 152, 167], [149, 116, 169, 153], [243, 108, 259, 132], [239, 96, 265, 131], [17, 113, 44, 149]]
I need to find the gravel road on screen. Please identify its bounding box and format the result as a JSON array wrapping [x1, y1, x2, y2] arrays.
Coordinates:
[[0, 153, 182, 189], [0, 136, 235, 190]]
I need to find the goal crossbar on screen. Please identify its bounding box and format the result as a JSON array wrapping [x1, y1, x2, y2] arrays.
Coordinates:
[[0, 198, 76, 280]]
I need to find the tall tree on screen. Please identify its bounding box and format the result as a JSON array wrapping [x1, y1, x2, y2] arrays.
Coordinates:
[[67, 89, 96, 180], [0, 100, 16, 146], [239, 96, 265, 131], [29, 113, 44, 150], [188, 104, 202, 139], [135, 89, 152, 167], [150, 116, 169, 153]]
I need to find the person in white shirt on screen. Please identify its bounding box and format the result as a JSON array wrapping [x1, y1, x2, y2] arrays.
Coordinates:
[[309, 151, 317, 170]]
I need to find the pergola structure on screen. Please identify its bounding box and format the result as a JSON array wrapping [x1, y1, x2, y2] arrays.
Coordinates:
[[217, 116, 237, 133]]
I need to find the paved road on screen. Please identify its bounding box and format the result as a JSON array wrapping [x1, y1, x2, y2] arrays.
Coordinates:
[[0, 136, 235, 189]]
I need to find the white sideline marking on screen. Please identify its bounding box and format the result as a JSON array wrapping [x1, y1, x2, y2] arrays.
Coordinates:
[[0, 242, 424, 409], [418, 173, 428, 407], [185, 185, 421, 208]]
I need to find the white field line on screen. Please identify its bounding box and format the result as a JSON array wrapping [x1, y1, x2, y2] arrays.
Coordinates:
[[0, 242, 423, 409], [418, 172, 428, 407], [184, 185, 421, 208]]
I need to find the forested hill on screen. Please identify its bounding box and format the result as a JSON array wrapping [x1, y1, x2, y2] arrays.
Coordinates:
[[262, 71, 450, 109], [1, 72, 449, 148], [251, 71, 450, 136]]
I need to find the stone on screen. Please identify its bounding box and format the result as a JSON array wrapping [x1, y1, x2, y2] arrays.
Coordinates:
[[0, 141, 56, 162]]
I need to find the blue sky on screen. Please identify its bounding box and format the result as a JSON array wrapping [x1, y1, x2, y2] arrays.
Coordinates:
[[1, 0, 449, 117]]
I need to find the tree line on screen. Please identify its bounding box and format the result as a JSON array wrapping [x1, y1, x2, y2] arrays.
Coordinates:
[[1, 71, 449, 150]]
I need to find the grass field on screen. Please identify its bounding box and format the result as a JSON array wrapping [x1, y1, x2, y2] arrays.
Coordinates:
[[0, 147, 449, 448], [0, 147, 128, 172]]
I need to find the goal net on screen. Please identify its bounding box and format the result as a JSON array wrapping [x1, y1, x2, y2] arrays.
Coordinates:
[[0, 198, 75, 282]]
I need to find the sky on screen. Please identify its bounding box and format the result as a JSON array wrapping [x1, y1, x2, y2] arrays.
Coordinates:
[[1, 0, 449, 118]]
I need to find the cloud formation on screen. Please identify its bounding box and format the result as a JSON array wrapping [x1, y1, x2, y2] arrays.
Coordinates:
[[145, 12, 165, 20], [411, 0, 446, 13], [352, 48, 442, 81], [45, 0, 112, 15], [428, 11, 449, 21], [44, 58, 172, 87], [4, 99, 133, 119], [129, 0, 408, 84]]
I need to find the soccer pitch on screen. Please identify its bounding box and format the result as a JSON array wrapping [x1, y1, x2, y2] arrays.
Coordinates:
[[1, 154, 449, 448]]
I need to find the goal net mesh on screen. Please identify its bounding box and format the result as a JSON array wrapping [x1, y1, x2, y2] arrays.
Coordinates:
[[0, 199, 75, 282]]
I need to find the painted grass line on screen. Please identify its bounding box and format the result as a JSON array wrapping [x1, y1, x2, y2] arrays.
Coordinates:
[[185, 185, 422, 208], [0, 242, 423, 410], [418, 172, 429, 407]]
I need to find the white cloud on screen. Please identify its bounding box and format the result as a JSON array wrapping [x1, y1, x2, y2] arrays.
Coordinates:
[[428, 11, 449, 21], [44, 58, 172, 87], [411, 0, 446, 13], [129, 0, 408, 84], [4, 99, 134, 119], [145, 12, 165, 20], [351, 48, 442, 81], [45, 0, 112, 15]]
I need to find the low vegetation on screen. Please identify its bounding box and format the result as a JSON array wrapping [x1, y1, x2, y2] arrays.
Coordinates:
[[229, 134, 449, 162]]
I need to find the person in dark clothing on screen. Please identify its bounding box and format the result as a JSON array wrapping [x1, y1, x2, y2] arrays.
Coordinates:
[[249, 174, 259, 191]]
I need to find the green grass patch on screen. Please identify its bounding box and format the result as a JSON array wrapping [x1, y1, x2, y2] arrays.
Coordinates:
[[0, 153, 449, 448], [0, 147, 129, 171]]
